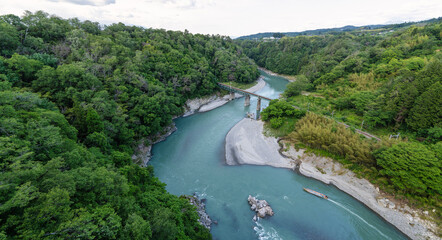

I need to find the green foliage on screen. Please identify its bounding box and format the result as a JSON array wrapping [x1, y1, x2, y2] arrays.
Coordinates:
[[407, 81, 442, 130], [261, 99, 306, 122], [0, 22, 20, 56], [4, 53, 43, 85], [86, 108, 104, 134], [374, 142, 441, 196], [0, 11, 259, 153], [289, 113, 376, 165], [335, 91, 376, 115], [426, 127, 442, 143], [0, 90, 211, 239], [284, 75, 312, 97], [272, 33, 285, 38], [122, 213, 152, 240], [240, 21, 442, 131], [240, 20, 442, 212], [270, 117, 284, 128], [0, 11, 255, 239]]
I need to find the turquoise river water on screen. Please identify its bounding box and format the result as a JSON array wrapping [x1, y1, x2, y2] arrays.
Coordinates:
[[150, 71, 408, 240]]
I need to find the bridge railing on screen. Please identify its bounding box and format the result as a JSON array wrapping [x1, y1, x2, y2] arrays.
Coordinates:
[[217, 83, 272, 101]]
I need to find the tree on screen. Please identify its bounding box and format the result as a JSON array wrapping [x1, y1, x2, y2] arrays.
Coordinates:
[[272, 33, 285, 39], [284, 75, 312, 97], [122, 213, 152, 240], [374, 142, 441, 196], [5, 53, 43, 85], [86, 108, 104, 134], [0, 22, 20, 56], [407, 82, 442, 130], [151, 208, 178, 240], [261, 99, 306, 121]]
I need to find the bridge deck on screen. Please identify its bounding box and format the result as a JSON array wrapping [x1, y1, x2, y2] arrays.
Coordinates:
[[217, 83, 272, 101]]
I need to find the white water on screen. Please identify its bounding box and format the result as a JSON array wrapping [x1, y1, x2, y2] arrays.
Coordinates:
[[150, 71, 408, 239], [254, 220, 282, 240], [328, 199, 391, 240]]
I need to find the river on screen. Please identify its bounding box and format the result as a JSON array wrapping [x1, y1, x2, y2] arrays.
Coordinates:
[[150, 71, 407, 240]]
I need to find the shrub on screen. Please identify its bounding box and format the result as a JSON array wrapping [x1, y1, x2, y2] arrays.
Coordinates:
[[374, 142, 441, 196], [283, 75, 312, 97], [288, 112, 376, 165], [261, 99, 306, 121], [270, 117, 283, 128]]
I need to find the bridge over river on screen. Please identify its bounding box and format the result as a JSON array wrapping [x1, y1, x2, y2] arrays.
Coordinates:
[[218, 82, 273, 118], [151, 72, 408, 240]]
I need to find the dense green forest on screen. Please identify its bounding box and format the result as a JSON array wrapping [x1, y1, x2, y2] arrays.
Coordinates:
[[0, 11, 260, 239], [239, 20, 441, 133], [247, 21, 441, 217]]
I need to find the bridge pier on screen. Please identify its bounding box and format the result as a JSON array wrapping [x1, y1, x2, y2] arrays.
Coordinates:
[[244, 95, 250, 106], [216, 83, 271, 119]]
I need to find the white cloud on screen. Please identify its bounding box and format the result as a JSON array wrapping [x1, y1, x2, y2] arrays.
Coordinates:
[[48, 0, 115, 6], [148, 0, 215, 9], [0, 0, 440, 36]]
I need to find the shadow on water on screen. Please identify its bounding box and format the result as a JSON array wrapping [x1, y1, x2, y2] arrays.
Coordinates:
[[222, 203, 240, 231]]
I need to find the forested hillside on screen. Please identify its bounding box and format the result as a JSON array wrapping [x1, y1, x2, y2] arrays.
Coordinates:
[[243, 21, 442, 216], [239, 20, 441, 132], [0, 11, 259, 239], [237, 17, 441, 40]]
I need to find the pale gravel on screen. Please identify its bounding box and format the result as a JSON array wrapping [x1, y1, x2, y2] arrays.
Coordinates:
[[224, 118, 439, 240], [225, 119, 295, 169]]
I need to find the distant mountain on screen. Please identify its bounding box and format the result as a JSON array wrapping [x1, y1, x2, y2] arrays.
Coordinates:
[[236, 17, 441, 40]]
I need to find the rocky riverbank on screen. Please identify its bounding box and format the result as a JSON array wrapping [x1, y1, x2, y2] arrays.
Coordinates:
[[224, 118, 439, 240], [132, 76, 266, 167], [133, 77, 267, 166], [184, 194, 213, 230], [132, 123, 177, 166]]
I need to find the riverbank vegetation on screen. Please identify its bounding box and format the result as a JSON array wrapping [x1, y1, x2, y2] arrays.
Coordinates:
[[222, 80, 258, 90], [252, 20, 441, 223], [0, 11, 260, 239]]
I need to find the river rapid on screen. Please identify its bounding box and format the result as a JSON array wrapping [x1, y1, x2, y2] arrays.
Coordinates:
[[150, 71, 407, 240]]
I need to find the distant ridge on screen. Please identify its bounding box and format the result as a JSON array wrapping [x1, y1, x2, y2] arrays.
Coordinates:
[[236, 17, 441, 40]]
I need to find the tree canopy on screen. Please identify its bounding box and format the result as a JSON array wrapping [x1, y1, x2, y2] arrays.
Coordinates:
[[251, 21, 442, 211], [0, 10, 261, 239]]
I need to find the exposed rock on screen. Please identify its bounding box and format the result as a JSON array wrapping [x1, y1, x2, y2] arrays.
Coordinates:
[[183, 95, 220, 117], [404, 205, 412, 214], [151, 123, 178, 144], [184, 194, 212, 230], [131, 140, 152, 167], [377, 198, 388, 208], [132, 123, 177, 166], [229, 117, 439, 239], [248, 195, 274, 220], [388, 202, 396, 209]]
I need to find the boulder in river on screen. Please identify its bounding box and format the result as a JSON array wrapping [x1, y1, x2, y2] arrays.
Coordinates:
[[248, 195, 274, 220]]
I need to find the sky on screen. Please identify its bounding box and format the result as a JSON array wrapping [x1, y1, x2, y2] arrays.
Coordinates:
[[0, 0, 441, 37]]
